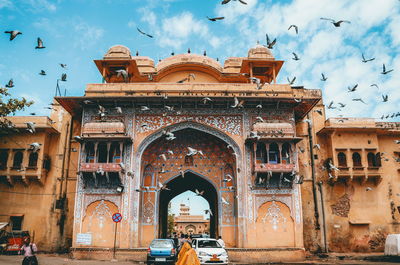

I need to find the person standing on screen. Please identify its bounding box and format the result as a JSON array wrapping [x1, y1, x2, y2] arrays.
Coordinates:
[[217, 236, 225, 248], [19, 236, 38, 265]]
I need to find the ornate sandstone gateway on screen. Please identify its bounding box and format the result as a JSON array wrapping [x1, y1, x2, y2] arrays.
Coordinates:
[[57, 44, 322, 262]]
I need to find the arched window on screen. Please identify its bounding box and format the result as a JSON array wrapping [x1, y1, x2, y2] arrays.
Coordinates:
[[367, 152, 376, 167], [256, 142, 266, 163], [85, 142, 95, 163], [337, 152, 347, 167], [0, 150, 8, 170], [28, 152, 38, 167], [281, 143, 291, 164], [12, 151, 23, 169], [143, 165, 154, 187], [97, 143, 108, 163], [184, 155, 194, 166], [268, 143, 280, 164], [375, 153, 381, 167], [223, 164, 234, 187], [352, 152, 362, 167], [109, 142, 122, 163]]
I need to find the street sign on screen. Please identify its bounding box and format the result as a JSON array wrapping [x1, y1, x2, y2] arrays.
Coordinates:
[[112, 212, 122, 223]]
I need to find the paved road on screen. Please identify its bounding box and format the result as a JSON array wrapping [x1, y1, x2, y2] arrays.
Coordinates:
[[1, 254, 400, 265]]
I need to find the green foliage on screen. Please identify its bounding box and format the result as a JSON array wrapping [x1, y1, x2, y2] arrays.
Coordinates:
[[0, 86, 34, 133], [167, 213, 175, 236]]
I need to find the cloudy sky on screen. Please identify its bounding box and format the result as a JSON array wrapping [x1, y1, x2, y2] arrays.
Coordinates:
[[1, 0, 399, 120]]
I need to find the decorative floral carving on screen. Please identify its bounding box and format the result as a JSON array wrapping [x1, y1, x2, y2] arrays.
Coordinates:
[[261, 201, 287, 231], [135, 115, 243, 136]]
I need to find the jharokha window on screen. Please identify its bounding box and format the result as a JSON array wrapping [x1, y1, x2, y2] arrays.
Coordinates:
[[28, 152, 38, 168], [12, 151, 23, 169], [367, 152, 382, 167], [281, 143, 291, 164], [352, 152, 362, 167], [268, 143, 280, 164], [256, 142, 267, 163], [337, 152, 347, 167], [0, 150, 8, 170]]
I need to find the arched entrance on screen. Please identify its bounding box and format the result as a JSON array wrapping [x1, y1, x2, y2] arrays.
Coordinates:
[[138, 126, 239, 246], [159, 170, 218, 238]]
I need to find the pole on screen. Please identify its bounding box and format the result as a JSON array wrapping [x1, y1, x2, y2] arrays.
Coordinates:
[[307, 114, 321, 230], [113, 222, 118, 259], [318, 181, 328, 253]]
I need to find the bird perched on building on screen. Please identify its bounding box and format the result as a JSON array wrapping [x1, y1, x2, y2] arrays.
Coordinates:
[[159, 154, 167, 161], [366, 187, 373, 191], [394, 140, 400, 144], [288, 24, 298, 34], [137, 27, 153, 38], [187, 147, 203, 156], [207, 16, 225, 21], [83, 99, 93, 105], [4, 30, 22, 41], [98, 105, 106, 117], [35, 37, 45, 49], [167, 150, 174, 155], [231, 97, 244, 108], [361, 53, 374, 63], [266, 34, 276, 49], [381, 64, 394, 75], [320, 18, 351, 27], [313, 144, 321, 150], [119, 162, 126, 172], [73, 136, 83, 143], [29, 142, 41, 152], [223, 174, 233, 182], [255, 116, 265, 123], [26, 122, 36, 133], [116, 69, 128, 82], [96, 167, 105, 176], [157, 182, 170, 191], [222, 197, 230, 205], [140, 106, 150, 111], [115, 106, 123, 114], [249, 131, 260, 140]]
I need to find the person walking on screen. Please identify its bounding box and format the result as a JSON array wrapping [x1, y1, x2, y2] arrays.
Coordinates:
[[217, 236, 225, 248], [19, 236, 38, 265]]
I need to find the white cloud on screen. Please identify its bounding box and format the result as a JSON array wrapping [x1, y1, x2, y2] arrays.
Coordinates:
[[0, 0, 12, 9], [73, 22, 104, 51]]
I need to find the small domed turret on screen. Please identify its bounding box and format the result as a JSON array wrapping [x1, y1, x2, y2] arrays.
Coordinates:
[[247, 44, 274, 59]]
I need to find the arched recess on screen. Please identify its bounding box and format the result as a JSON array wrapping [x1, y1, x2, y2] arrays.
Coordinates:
[[255, 201, 295, 248], [136, 122, 241, 247], [81, 200, 119, 247], [159, 170, 219, 239]]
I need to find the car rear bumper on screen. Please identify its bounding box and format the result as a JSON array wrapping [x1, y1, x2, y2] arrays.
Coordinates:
[[147, 255, 176, 263]]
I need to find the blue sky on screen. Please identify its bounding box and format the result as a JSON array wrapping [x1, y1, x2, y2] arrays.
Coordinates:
[[169, 190, 210, 218], [1, 0, 400, 120]]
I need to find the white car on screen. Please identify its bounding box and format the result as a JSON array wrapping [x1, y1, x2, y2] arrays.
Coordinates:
[[191, 238, 229, 265]]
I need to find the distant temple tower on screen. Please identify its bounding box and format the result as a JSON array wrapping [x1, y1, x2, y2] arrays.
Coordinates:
[[174, 204, 209, 235]]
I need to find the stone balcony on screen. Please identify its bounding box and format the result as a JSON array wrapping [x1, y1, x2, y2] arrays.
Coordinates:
[[254, 163, 295, 173], [330, 166, 382, 185], [0, 167, 48, 186], [80, 163, 122, 173]]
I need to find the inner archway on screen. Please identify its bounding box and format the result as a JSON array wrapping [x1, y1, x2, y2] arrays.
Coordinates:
[[159, 171, 218, 238]]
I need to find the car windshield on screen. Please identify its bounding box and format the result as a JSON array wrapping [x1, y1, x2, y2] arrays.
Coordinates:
[[150, 240, 173, 248], [198, 240, 222, 248]]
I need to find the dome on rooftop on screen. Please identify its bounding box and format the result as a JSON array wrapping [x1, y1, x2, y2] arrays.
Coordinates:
[[248, 44, 274, 59], [104, 45, 132, 59]]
